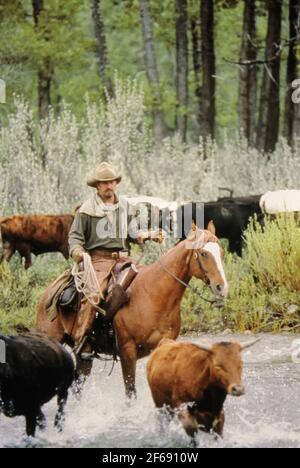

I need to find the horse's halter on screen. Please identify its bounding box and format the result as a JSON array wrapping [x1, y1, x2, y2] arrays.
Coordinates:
[[158, 236, 219, 304], [186, 234, 220, 285], [193, 250, 210, 285]]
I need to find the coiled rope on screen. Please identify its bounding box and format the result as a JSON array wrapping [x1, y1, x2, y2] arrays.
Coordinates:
[[72, 253, 103, 308]]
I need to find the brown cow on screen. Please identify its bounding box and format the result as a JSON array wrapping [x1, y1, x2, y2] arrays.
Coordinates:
[[147, 338, 259, 439], [0, 215, 74, 269]]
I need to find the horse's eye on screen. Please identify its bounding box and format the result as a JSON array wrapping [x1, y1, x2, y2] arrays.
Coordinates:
[[201, 252, 208, 258]]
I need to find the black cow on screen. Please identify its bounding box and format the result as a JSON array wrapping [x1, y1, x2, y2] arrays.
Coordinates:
[[174, 196, 262, 256], [217, 195, 262, 205], [0, 332, 75, 437]]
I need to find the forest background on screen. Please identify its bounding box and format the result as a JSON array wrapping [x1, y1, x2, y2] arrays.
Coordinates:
[[1, 1, 300, 334]]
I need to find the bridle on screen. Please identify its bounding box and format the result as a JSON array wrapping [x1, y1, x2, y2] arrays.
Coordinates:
[[158, 241, 220, 305]]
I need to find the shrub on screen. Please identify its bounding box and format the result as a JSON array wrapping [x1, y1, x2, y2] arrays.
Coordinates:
[[0, 255, 69, 335], [181, 216, 300, 334]]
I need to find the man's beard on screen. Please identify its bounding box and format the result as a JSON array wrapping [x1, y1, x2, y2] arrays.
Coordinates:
[[101, 189, 114, 199]]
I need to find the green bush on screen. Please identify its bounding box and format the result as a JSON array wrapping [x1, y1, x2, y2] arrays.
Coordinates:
[[181, 215, 300, 334], [0, 255, 69, 335], [1, 216, 300, 336]]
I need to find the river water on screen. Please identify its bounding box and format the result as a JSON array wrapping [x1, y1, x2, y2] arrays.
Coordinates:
[[1, 334, 300, 448]]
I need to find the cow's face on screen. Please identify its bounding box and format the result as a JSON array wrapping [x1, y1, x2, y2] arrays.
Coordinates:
[[210, 343, 244, 396], [186, 225, 228, 299]]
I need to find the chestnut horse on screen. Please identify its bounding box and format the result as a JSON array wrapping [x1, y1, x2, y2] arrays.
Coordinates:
[[36, 224, 228, 397]]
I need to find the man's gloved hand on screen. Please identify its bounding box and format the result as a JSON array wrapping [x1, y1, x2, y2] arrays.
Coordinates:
[[136, 229, 166, 245], [71, 246, 86, 264], [136, 234, 145, 245]]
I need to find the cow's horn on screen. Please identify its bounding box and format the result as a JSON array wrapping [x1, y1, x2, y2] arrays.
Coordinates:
[[240, 338, 260, 351], [196, 342, 213, 353]]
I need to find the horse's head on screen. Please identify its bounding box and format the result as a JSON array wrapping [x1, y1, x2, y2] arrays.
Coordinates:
[[185, 221, 228, 299]]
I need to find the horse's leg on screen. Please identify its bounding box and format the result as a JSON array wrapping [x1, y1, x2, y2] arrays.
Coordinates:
[[119, 343, 138, 399], [72, 341, 94, 396], [75, 355, 94, 383]]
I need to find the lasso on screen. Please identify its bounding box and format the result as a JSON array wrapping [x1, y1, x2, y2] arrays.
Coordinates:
[[72, 253, 103, 308]]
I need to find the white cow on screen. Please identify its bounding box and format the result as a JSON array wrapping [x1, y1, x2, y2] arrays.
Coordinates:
[[126, 196, 178, 212], [260, 190, 300, 214]]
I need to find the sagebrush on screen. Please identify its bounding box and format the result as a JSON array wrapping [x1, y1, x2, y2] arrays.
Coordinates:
[[1, 79, 300, 216]]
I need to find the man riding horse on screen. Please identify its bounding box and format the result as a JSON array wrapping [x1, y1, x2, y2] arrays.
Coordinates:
[[37, 162, 228, 395], [67, 161, 161, 350]]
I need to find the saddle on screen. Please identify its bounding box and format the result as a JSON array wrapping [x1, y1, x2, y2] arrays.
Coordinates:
[[104, 261, 139, 321], [57, 257, 139, 359], [58, 259, 138, 321]]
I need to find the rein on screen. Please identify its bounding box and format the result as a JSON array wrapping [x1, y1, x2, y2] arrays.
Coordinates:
[[158, 244, 219, 305]]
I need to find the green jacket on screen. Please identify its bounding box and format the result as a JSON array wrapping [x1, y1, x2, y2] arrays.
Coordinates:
[[69, 196, 141, 255]]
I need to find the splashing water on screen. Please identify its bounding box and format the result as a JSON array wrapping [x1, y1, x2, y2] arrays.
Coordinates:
[[1, 334, 300, 448]]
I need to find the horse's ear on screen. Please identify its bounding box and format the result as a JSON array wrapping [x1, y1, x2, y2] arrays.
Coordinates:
[[187, 229, 196, 241], [186, 221, 197, 240], [207, 220, 216, 235]]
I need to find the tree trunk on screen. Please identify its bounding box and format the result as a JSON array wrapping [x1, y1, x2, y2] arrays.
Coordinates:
[[37, 64, 52, 122], [175, 0, 188, 142], [256, 0, 282, 154], [91, 0, 113, 97], [191, 16, 201, 129], [284, 0, 300, 148], [139, 0, 166, 142], [295, 83, 300, 148], [239, 0, 257, 146], [199, 0, 216, 141], [32, 0, 53, 121]]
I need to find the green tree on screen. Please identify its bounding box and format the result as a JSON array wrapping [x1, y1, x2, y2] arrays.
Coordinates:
[[0, 0, 94, 120]]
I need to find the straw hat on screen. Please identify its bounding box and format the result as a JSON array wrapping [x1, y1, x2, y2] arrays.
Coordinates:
[[87, 162, 122, 188]]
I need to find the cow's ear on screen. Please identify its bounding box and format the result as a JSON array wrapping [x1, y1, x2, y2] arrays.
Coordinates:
[[207, 220, 216, 235]]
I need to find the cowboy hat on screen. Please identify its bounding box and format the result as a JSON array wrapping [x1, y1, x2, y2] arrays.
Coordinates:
[[87, 162, 122, 188]]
